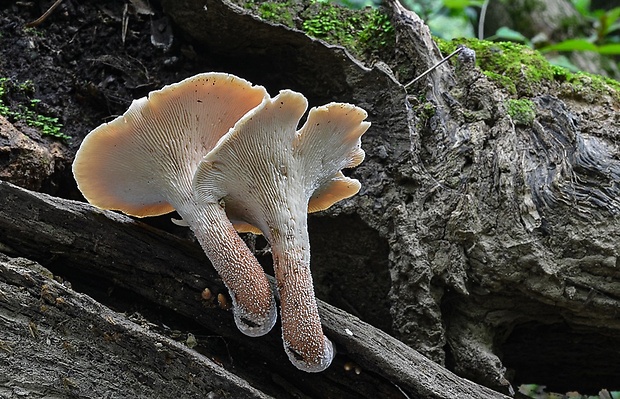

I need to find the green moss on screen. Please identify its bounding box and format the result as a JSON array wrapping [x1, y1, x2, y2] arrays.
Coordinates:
[[436, 37, 620, 102], [23, 27, 44, 37], [300, 2, 394, 57], [240, 0, 299, 28], [411, 100, 436, 131], [438, 38, 555, 95], [237, 0, 394, 60], [302, 2, 354, 42], [0, 78, 68, 141], [483, 71, 517, 94], [257, 1, 296, 28], [358, 9, 393, 49], [506, 98, 536, 126]]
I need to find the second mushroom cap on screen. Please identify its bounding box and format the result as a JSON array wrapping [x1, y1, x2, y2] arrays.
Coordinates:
[[194, 89, 368, 236]]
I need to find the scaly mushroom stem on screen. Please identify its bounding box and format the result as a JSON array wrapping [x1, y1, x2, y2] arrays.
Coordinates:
[[270, 215, 334, 372], [179, 199, 277, 337], [192, 90, 368, 371]]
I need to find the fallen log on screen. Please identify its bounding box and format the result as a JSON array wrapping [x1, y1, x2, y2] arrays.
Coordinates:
[[0, 254, 272, 399], [0, 180, 508, 398]]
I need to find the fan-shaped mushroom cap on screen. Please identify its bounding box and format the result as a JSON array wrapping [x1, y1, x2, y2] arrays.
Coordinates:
[[73, 73, 268, 217], [195, 90, 368, 235], [72, 72, 278, 338], [194, 89, 369, 372]]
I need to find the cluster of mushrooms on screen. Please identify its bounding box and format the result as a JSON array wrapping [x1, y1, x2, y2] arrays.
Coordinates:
[[72, 72, 369, 372]]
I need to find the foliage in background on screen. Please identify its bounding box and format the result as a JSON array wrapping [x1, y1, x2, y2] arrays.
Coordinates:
[[0, 78, 68, 141], [518, 384, 620, 399], [543, 0, 620, 55], [330, 0, 620, 77]]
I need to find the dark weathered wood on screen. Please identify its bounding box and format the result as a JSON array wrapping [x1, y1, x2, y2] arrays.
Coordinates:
[[0, 254, 272, 399], [0, 181, 509, 399]]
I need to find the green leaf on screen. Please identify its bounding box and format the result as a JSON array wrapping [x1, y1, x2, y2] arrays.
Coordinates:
[[428, 14, 475, 39], [443, 0, 484, 9], [546, 55, 580, 72], [442, 0, 468, 8], [571, 0, 591, 15], [540, 38, 598, 52], [597, 43, 620, 54], [608, 21, 620, 33], [602, 7, 620, 36], [490, 26, 529, 43]]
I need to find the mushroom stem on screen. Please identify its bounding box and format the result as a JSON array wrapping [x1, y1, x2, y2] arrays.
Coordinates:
[[179, 199, 277, 337], [270, 213, 334, 372]]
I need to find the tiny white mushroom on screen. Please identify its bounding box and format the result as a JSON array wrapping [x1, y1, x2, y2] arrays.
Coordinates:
[[194, 89, 369, 372], [72, 73, 277, 337]]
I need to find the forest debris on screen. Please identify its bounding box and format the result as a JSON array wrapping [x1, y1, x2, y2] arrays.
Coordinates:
[[0, 115, 64, 192], [404, 46, 463, 88], [25, 0, 64, 28], [130, 0, 154, 15]]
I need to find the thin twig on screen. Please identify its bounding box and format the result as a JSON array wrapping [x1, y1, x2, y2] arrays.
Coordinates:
[[392, 381, 412, 399], [122, 3, 129, 45], [25, 0, 64, 28], [404, 47, 463, 89], [478, 0, 490, 40]]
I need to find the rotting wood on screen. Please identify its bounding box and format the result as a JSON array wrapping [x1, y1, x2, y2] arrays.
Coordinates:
[[0, 180, 509, 399]]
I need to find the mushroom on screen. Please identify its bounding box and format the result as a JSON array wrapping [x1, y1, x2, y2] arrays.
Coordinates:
[[193, 89, 369, 372], [72, 73, 278, 337]]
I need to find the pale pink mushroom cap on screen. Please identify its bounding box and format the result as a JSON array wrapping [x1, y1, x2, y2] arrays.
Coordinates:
[[193, 89, 369, 372], [72, 72, 278, 337], [73, 73, 268, 217]]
